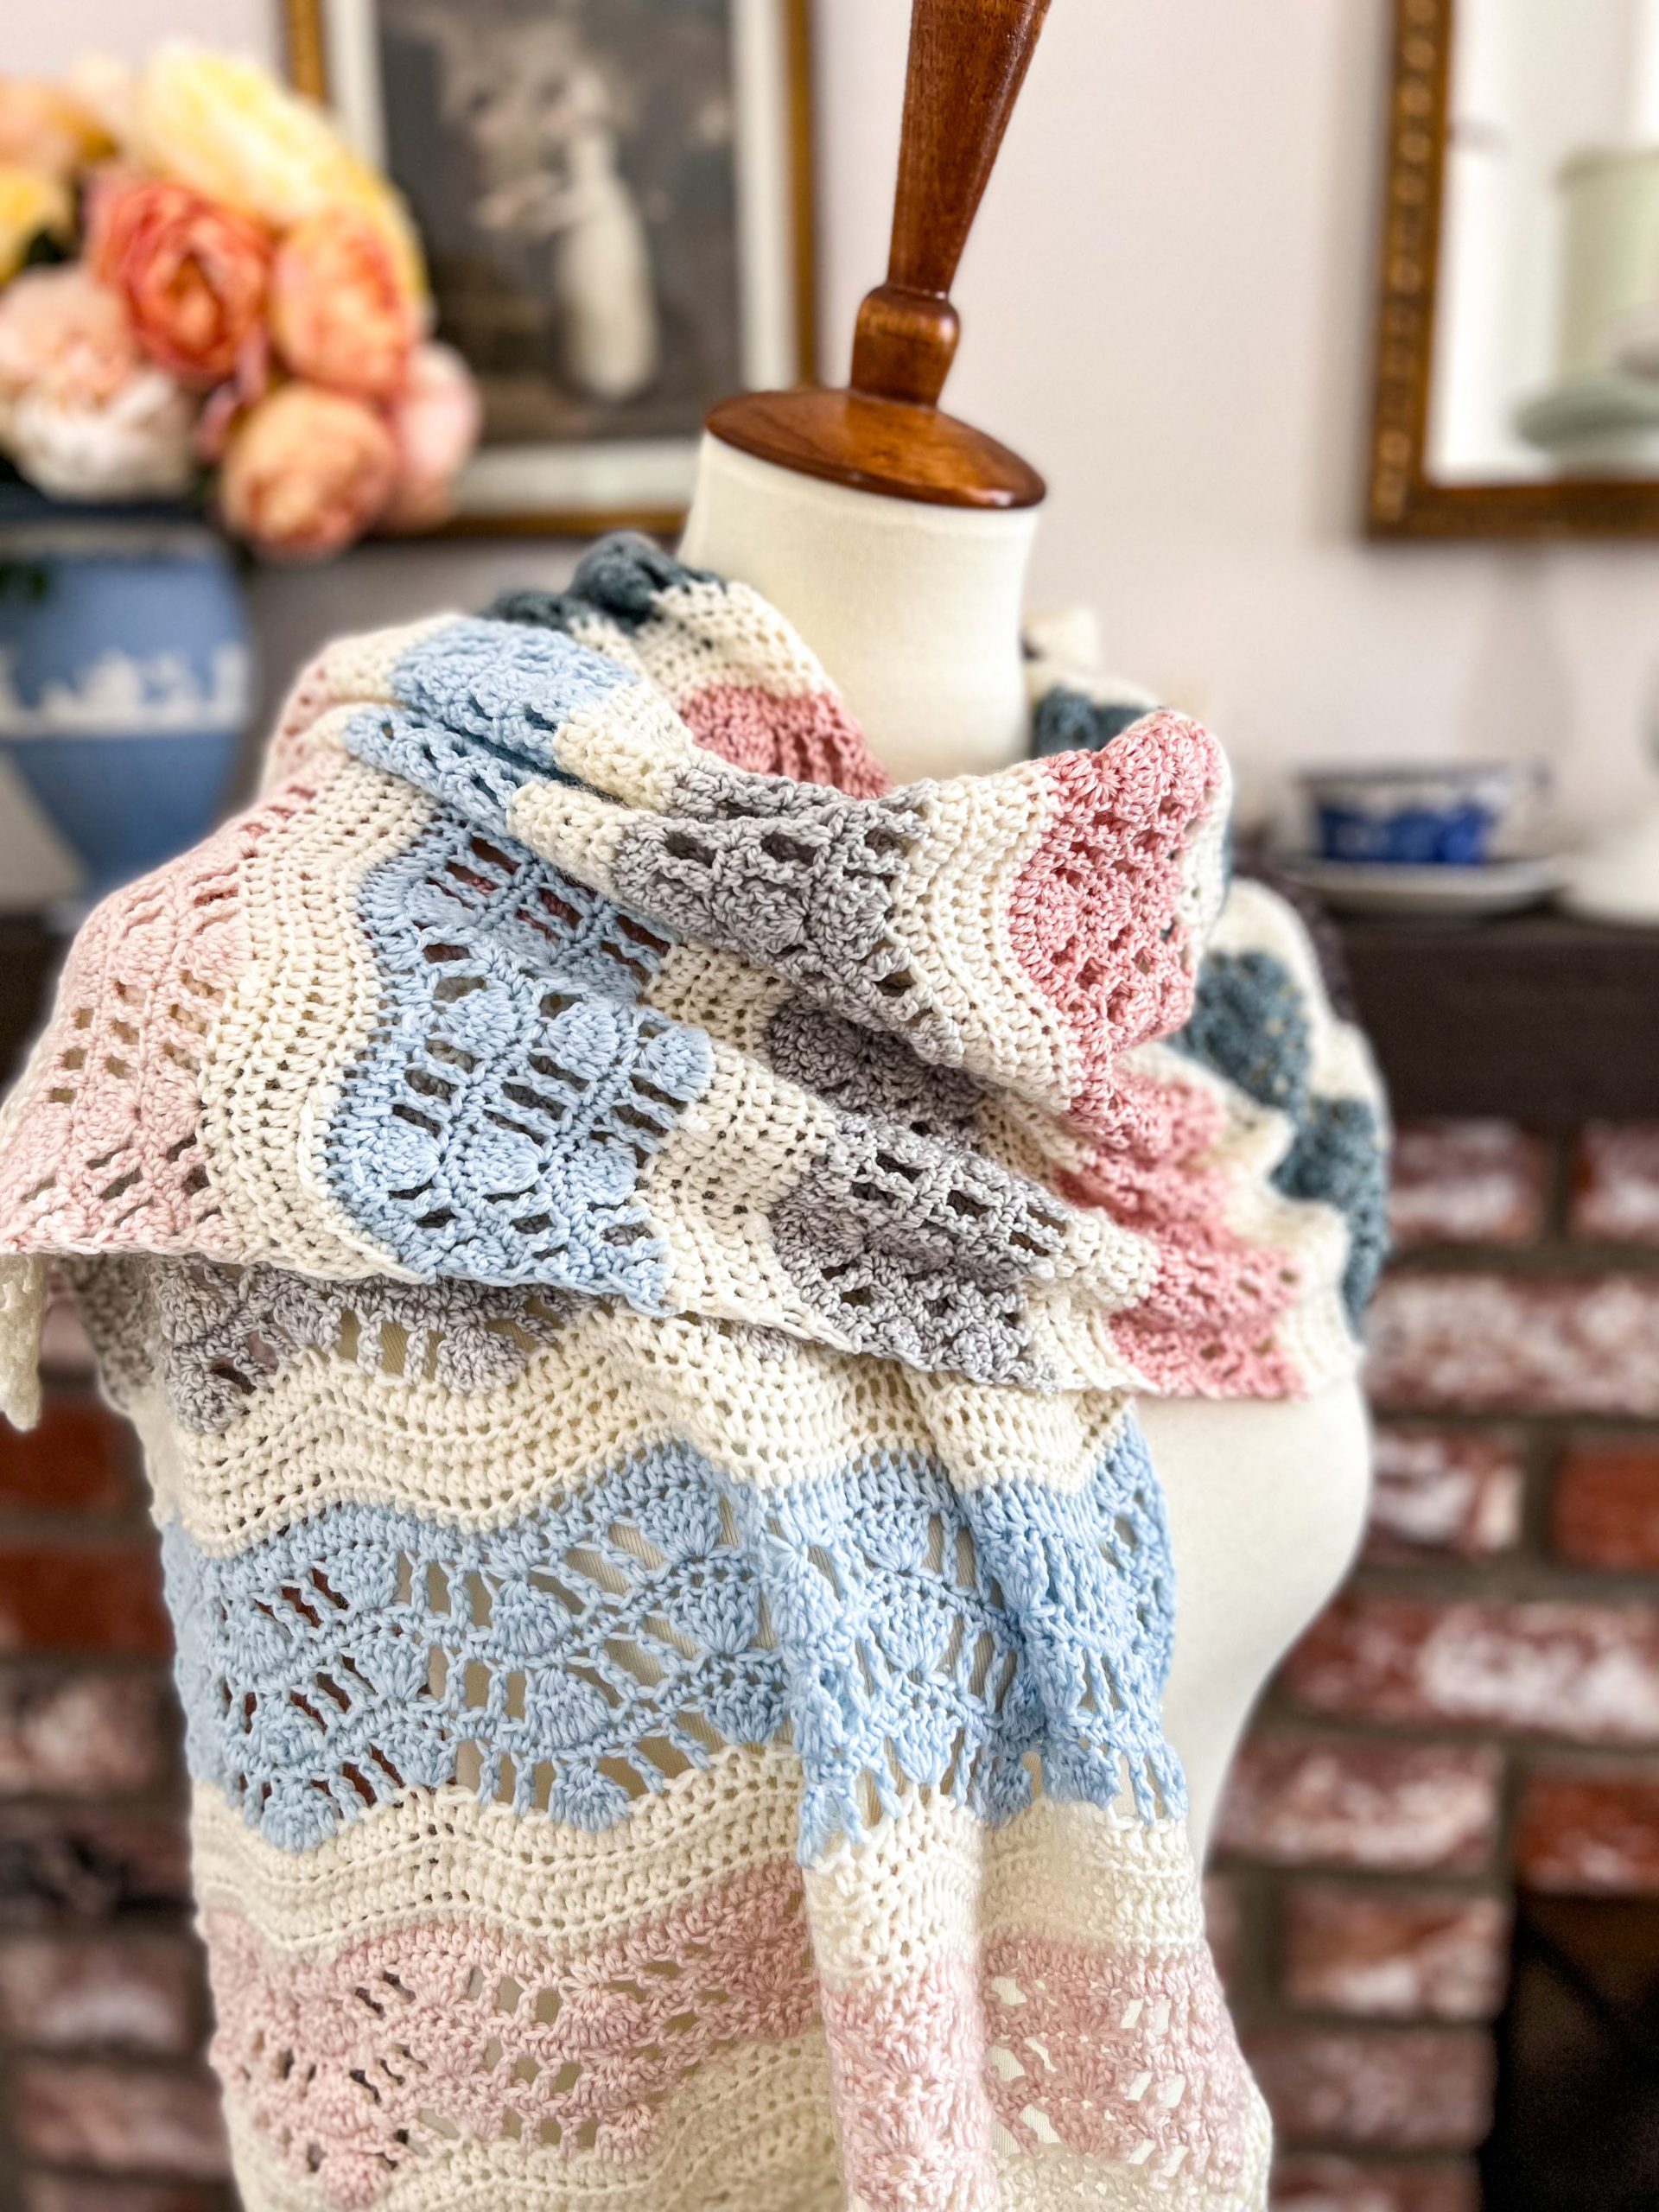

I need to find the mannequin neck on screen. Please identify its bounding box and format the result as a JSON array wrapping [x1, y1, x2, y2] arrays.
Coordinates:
[[678, 433, 1039, 785]]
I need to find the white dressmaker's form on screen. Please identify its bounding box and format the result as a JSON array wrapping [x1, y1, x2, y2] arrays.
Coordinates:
[[683, 448, 1034, 782], [682, 0, 1371, 1859]]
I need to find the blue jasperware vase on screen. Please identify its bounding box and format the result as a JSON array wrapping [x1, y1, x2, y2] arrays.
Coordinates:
[[0, 488, 251, 911]]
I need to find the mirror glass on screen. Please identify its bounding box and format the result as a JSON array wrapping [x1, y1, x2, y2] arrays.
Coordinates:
[[1431, 0, 1659, 482]]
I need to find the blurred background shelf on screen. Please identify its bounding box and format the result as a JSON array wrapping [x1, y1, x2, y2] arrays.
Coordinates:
[[1340, 913, 1659, 1127]]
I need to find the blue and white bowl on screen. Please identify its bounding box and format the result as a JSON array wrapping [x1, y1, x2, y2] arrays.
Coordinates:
[[1298, 762, 1537, 868]]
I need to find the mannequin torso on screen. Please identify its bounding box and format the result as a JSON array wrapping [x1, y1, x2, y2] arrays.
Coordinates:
[[681, 429, 1373, 1859]]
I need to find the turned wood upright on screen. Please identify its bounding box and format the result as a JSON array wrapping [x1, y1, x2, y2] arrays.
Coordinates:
[[707, 0, 1052, 510]]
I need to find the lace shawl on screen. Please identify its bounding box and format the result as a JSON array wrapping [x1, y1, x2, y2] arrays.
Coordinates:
[[0, 536, 1385, 2212]]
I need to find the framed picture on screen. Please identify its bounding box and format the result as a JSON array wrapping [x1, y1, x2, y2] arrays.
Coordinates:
[[284, 0, 817, 535]]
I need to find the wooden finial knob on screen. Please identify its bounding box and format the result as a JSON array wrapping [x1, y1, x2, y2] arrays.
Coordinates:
[[706, 0, 1052, 510], [851, 0, 1052, 407]]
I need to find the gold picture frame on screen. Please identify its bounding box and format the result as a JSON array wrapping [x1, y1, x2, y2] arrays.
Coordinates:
[[284, 0, 818, 538], [1367, 0, 1659, 538]]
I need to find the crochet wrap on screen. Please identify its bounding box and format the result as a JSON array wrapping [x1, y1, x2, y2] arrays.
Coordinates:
[[0, 538, 1385, 2212]]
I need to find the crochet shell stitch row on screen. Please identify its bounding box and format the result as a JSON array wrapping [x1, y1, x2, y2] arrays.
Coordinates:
[[0, 536, 1386, 2212]]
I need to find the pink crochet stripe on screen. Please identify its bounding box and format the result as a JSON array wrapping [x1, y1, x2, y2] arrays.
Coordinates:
[[1062, 1077, 1304, 1398], [205, 1855, 816, 2210], [819, 1952, 997, 2212], [1010, 717, 1223, 1141], [210, 1859, 1249, 2211], [1000, 718, 1303, 1394], [0, 766, 333, 1261], [822, 1937, 1254, 2210], [981, 1931, 1255, 2183], [678, 682, 891, 798]]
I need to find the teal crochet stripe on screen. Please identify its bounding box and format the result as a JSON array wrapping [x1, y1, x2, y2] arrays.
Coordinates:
[[1176, 948, 1389, 1325], [162, 1421, 1181, 1861]]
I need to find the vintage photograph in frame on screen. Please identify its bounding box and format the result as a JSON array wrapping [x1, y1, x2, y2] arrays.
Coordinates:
[[284, 0, 817, 534]]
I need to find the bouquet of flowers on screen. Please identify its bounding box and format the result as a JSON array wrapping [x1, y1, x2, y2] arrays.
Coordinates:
[[0, 48, 481, 559]]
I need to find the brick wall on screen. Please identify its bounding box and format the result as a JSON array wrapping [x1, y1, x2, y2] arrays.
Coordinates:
[[0, 1314, 232, 2212], [3, 1116, 1657, 2206], [1215, 1118, 1659, 2212]]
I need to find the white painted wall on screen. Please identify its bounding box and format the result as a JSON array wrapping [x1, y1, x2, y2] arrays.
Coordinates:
[[4, 0, 1658, 906]]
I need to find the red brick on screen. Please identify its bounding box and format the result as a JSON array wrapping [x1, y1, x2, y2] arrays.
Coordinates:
[[0, 1810, 190, 1921], [0, 1933, 203, 2053], [1573, 1122, 1659, 1243], [1204, 1871, 1244, 1993], [1367, 1273, 1659, 1417], [0, 1672, 173, 1797], [1245, 2025, 1494, 2151], [1389, 1121, 1548, 1248], [1554, 1440, 1659, 1570], [16, 2060, 230, 2180], [1284, 1593, 1659, 1742], [1270, 2157, 1480, 2212], [0, 1541, 172, 1658], [24, 2182, 232, 2212], [1281, 1887, 1510, 2021], [1366, 1426, 1524, 1561], [0, 1399, 137, 1516], [1216, 1738, 1502, 1872], [1515, 1768, 1659, 1892]]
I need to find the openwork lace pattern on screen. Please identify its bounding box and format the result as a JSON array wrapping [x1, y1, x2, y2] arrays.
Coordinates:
[[0, 534, 1378, 2212], [324, 804, 709, 1297], [168, 1421, 1177, 1860]]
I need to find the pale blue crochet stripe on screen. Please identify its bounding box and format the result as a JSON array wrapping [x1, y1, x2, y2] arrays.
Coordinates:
[[321, 803, 713, 1297], [162, 1420, 1181, 1861], [340, 619, 640, 836]]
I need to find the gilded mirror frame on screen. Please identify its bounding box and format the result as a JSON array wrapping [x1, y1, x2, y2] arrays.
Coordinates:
[[1368, 0, 1659, 537]]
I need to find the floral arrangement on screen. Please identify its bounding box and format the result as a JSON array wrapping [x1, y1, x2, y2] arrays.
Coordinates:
[[0, 50, 481, 559]]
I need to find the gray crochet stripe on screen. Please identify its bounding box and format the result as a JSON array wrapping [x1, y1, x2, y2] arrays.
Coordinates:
[[763, 1000, 984, 1139], [70, 1258, 577, 1436], [158, 1263, 574, 1434], [769, 1133, 1058, 1384], [609, 759, 955, 1060], [762, 1001, 1050, 1375]]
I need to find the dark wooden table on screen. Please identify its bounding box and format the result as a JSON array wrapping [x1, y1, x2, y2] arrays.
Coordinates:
[[1338, 912, 1659, 1127]]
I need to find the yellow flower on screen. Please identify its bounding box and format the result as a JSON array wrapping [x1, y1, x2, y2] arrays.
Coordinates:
[[0, 165, 72, 286], [0, 79, 113, 184], [128, 46, 425, 302]]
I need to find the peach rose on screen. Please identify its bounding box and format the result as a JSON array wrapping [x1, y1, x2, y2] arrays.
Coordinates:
[[0, 78, 111, 183], [219, 383, 397, 561], [380, 342, 481, 530], [86, 171, 270, 387], [269, 210, 415, 401], [124, 46, 426, 302], [0, 267, 137, 416]]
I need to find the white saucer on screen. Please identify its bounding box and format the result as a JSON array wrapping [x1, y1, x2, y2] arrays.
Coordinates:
[[1280, 854, 1567, 918]]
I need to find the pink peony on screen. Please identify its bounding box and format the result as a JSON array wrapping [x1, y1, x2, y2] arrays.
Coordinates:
[[7, 366, 195, 501], [380, 342, 481, 530], [219, 382, 397, 560], [269, 210, 416, 402], [0, 266, 137, 414], [86, 169, 270, 388]]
